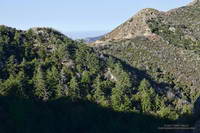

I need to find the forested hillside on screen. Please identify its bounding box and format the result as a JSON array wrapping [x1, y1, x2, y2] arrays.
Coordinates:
[[0, 25, 174, 133], [1, 1, 200, 131], [91, 1, 200, 132], [0, 24, 195, 133]]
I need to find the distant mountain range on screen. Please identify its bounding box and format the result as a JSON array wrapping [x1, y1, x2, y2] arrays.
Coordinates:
[[65, 31, 107, 40], [84, 35, 104, 43]]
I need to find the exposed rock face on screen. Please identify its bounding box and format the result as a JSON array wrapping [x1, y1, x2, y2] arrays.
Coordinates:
[[100, 8, 163, 42], [94, 1, 200, 45], [187, 0, 200, 6], [104, 68, 117, 81]]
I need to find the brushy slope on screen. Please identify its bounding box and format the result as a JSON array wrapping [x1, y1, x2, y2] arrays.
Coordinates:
[[92, 1, 200, 131]]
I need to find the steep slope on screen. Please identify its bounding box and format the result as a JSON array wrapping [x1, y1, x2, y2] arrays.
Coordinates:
[[94, 0, 200, 47], [97, 8, 163, 43], [187, 0, 200, 6], [93, 0, 200, 114]]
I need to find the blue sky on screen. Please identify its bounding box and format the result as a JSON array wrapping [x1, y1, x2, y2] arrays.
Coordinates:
[[0, 0, 192, 37]]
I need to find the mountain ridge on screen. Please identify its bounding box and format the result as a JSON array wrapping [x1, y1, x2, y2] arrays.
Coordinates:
[[93, 0, 200, 46], [93, 0, 200, 105]]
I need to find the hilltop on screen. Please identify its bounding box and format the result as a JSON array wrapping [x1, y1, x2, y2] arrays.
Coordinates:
[[93, 0, 200, 97], [92, 1, 200, 131], [99, 8, 162, 42], [0, 25, 185, 133], [1, 1, 200, 132]]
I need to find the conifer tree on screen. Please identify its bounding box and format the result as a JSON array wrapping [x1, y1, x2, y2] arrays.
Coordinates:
[[33, 66, 49, 101], [58, 67, 69, 96], [138, 79, 156, 113], [69, 76, 80, 99], [46, 66, 59, 98], [111, 63, 132, 111], [0, 75, 18, 96], [6, 55, 18, 76], [93, 75, 105, 104], [111, 85, 124, 111], [0, 70, 28, 97], [81, 71, 90, 84]]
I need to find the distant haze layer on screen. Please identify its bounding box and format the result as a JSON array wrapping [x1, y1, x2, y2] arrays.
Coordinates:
[[65, 31, 108, 39]]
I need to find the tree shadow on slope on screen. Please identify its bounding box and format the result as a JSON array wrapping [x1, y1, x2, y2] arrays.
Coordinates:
[[106, 54, 174, 91], [174, 97, 200, 133], [0, 96, 174, 133]]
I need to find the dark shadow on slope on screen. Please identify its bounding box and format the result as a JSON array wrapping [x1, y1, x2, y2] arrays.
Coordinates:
[[174, 97, 200, 133], [0, 96, 174, 133], [194, 96, 200, 118], [105, 54, 174, 91]]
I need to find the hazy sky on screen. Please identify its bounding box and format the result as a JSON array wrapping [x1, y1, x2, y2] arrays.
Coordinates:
[[0, 0, 192, 33]]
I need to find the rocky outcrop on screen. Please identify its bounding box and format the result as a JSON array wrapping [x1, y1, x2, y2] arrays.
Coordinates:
[[187, 0, 200, 6], [93, 0, 200, 46], [99, 8, 163, 42]]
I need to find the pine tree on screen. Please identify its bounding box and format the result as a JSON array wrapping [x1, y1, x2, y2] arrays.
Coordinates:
[[138, 79, 156, 113], [111, 63, 133, 111], [93, 75, 106, 104], [6, 55, 18, 76], [121, 95, 133, 111], [141, 89, 152, 113], [46, 66, 59, 98], [75, 44, 100, 74], [81, 71, 90, 84], [56, 68, 69, 97], [138, 79, 151, 92], [15, 70, 29, 97], [111, 85, 124, 111], [53, 44, 68, 61], [80, 70, 91, 97], [33, 66, 49, 101], [0, 75, 18, 96], [69, 76, 80, 99], [0, 70, 28, 97]]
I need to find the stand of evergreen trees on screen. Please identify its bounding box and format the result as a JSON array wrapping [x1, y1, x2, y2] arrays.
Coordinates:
[[0, 25, 196, 133]]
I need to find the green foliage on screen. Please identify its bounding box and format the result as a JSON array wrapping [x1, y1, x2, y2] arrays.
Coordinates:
[[110, 63, 133, 111], [93, 75, 107, 106], [6, 55, 18, 76], [0, 26, 195, 133], [147, 18, 200, 50], [46, 66, 60, 98], [33, 66, 49, 101], [81, 71, 91, 84], [75, 44, 101, 74], [137, 79, 155, 113], [0, 75, 20, 96], [69, 76, 80, 99], [0, 70, 28, 97]]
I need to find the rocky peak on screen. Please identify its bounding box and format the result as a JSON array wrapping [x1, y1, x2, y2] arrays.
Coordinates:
[[187, 0, 200, 6], [93, 0, 200, 46], [98, 8, 163, 43]]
